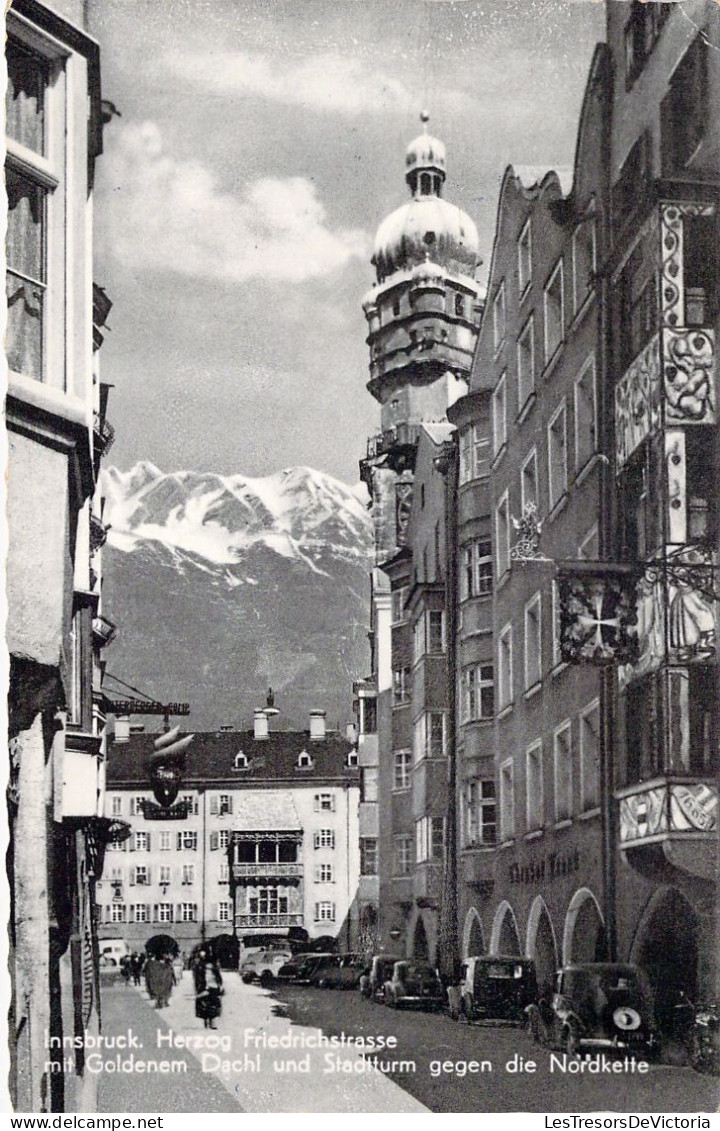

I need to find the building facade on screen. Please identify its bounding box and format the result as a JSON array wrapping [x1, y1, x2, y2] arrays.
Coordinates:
[[5, 0, 117, 1112], [100, 713, 361, 954], [359, 117, 483, 964], [451, 42, 611, 996], [359, 1, 718, 1023], [605, 0, 719, 1020], [442, 0, 718, 1021]]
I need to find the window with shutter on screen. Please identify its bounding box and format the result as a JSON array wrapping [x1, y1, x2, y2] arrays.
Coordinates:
[[210, 796, 218, 815], [210, 832, 219, 851]]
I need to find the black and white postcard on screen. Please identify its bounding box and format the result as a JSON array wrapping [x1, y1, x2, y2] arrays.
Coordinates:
[[4, 0, 719, 1118]]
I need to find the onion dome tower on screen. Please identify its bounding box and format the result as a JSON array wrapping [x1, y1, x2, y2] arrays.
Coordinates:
[[360, 113, 483, 554]]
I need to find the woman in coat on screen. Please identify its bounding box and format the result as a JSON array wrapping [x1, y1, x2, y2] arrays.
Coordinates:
[[193, 951, 224, 1029]]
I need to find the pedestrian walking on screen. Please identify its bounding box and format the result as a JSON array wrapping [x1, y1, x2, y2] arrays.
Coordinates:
[[172, 953, 184, 986], [193, 950, 224, 1029], [145, 953, 173, 1008]]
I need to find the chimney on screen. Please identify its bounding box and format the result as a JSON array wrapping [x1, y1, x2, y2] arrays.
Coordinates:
[[253, 710, 269, 740], [114, 716, 130, 744], [309, 710, 326, 741]]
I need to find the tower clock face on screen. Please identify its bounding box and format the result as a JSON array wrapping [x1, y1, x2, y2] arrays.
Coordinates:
[[396, 482, 413, 546]]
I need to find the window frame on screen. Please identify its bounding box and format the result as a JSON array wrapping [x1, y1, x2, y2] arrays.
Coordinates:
[[543, 257, 564, 365], [517, 314, 535, 410], [521, 448, 539, 515], [5, 24, 67, 387], [500, 759, 515, 842], [518, 217, 532, 298], [572, 215, 597, 314], [492, 280, 506, 355], [495, 490, 511, 580], [547, 399, 568, 511], [523, 592, 543, 691], [498, 622, 514, 711], [393, 833, 413, 875], [574, 356, 597, 474], [553, 720, 573, 823], [526, 739, 544, 832], [492, 371, 508, 458], [393, 748, 411, 790], [579, 698, 601, 812]]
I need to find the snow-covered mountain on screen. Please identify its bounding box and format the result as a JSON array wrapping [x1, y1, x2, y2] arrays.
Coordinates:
[[100, 463, 373, 731]]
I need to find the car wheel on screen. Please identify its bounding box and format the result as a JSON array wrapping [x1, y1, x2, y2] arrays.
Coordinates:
[[259, 971, 273, 987], [241, 974, 254, 984]]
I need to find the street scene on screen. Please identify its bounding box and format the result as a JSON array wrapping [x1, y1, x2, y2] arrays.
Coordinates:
[[4, 0, 720, 1117], [95, 969, 717, 1114]]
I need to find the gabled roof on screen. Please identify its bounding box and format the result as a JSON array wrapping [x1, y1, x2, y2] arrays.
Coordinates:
[[106, 730, 358, 788]]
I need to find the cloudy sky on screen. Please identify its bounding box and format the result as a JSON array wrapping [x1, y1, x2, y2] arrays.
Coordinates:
[[88, 0, 604, 486]]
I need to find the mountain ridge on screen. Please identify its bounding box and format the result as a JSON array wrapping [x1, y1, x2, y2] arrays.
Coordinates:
[[100, 462, 373, 731]]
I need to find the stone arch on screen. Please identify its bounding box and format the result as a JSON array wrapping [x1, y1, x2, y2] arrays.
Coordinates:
[[489, 900, 522, 956], [525, 896, 559, 1000], [462, 908, 485, 959], [562, 888, 606, 966], [629, 886, 699, 1032]]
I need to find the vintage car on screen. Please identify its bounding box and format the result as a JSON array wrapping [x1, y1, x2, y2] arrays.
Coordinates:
[[292, 952, 335, 985], [276, 953, 312, 982], [361, 954, 403, 1001], [455, 956, 538, 1024], [527, 963, 660, 1059], [383, 961, 446, 1011], [321, 954, 366, 990], [239, 948, 292, 985]]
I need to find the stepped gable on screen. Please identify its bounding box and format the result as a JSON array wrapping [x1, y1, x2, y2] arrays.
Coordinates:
[[107, 729, 358, 786]]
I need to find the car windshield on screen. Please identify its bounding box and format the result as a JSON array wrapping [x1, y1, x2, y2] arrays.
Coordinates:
[[485, 963, 524, 980]]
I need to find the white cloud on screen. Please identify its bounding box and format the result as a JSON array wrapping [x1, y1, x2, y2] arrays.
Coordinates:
[[163, 48, 415, 116], [100, 122, 369, 283]]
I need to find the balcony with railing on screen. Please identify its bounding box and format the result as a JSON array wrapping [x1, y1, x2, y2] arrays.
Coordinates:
[[231, 862, 303, 883], [617, 776, 717, 882], [365, 422, 422, 462], [234, 913, 304, 929]]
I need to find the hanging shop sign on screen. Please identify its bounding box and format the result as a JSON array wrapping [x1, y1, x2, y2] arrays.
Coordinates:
[[147, 729, 194, 808], [557, 563, 640, 665]]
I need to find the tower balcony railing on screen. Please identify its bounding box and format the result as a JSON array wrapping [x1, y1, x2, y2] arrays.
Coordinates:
[[365, 422, 421, 461]]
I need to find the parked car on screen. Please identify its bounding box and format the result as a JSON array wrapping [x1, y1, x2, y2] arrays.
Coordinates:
[[383, 961, 446, 1011], [293, 953, 335, 985], [454, 956, 538, 1024], [276, 953, 312, 982], [311, 953, 365, 990], [527, 963, 660, 1059], [99, 939, 129, 967], [361, 954, 403, 1001], [239, 948, 292, 985], [308, 954, 342, 987]]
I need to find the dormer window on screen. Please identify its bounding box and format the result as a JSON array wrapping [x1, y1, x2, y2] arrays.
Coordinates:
[[297, 750, 313, 769], [347, 751, 359, 768], [234, 751, 248, 770]]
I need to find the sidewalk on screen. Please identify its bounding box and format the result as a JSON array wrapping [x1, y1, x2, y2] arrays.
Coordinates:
[[154, 970, 429, 1113], [98, 976, 241, 1113]]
